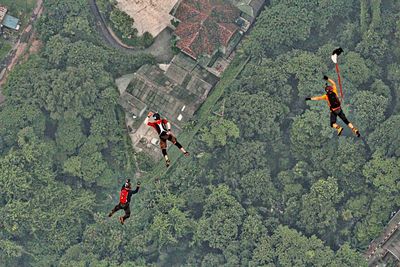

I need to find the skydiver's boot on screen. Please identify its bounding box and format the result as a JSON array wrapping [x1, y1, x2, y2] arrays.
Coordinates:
[[108, 211, 114, 217], [333, 124, 343, 136], [179, 147, 190, 157], [337, 126, 344, 136], [348, 123, 360, 137], [119, 216, 125, 225], [165, 155, 171, 168], [352, 127, 360, 137]]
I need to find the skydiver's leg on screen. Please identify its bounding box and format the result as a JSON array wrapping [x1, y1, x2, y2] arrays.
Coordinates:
[[337, 110, 350, 125], [330, 111, 343, 136], [109, 203, 122, 217], [122, 204, 131, 221], [169, 134, 189, 156], [330, 111, 339, 128], [338, 110, 360, 136], [160, 137, 170, 166]]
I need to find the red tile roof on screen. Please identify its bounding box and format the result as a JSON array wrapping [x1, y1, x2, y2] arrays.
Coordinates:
[[0, 5, 8, 23], [174, 0, 240, 59]]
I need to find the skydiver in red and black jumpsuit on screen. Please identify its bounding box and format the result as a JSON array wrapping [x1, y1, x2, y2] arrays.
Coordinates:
[[145, 112, 189, 167], [108, 179, 140, 225]]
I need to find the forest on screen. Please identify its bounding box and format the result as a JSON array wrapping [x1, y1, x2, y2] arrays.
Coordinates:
[[0, 0, 399, 266]]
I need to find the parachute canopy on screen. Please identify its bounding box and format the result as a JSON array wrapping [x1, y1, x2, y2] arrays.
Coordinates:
[[331, 47, 343, 64]]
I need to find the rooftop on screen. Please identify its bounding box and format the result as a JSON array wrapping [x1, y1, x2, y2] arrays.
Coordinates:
[[115, 0, 179, 36], [0, 5, 8, 23], [231, 0, 265, 18], [126, 62, 216, 128], [3, 14, 20, 30], [173, 0, 241, 59]]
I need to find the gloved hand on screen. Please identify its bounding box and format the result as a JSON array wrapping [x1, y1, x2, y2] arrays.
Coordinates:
[[147, 111, 153, 117], [137, 181, 141, 186], [323, 75, 328, 81], [305, 97, 311, 101]]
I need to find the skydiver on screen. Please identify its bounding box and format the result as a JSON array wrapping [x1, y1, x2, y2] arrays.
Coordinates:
[[108, 179, 140, 225], [145, 111, 189, 167], [305, 76, 360, 137]]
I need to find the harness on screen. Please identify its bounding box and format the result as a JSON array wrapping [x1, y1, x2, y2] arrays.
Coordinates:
[[326, 90, 341, 111], [151, 120, 168, 135]]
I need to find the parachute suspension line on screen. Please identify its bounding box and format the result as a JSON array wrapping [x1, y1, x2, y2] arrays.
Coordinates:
[[335, 63, 344, 102], [331, 47, 344, 103]]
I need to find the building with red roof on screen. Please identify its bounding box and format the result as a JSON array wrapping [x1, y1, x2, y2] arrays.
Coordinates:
[[172, 0, 242, 65]]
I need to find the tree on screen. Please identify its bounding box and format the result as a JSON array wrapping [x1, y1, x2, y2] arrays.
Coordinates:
[[250, 236, 274, 266], [356, 29, 388, 64], [194, 185, 245, 250], [199, 116, 239, 148], [367, 115, 400, 157], [225, 91, 288, 140], [350, 90, 388, 133], [290, 110, 332, 159], [363, 153, 400, 196], [341, 52, 371, 87], [109, 9, 137, 38], [239, 169, 278, 208], [243, 2, 314, 56], [145, 192, 193, 250], [271, 225, 336, 267], [299, 177, 343, 237], [55, 115, 86, 155], [334, 243, 367, 266]]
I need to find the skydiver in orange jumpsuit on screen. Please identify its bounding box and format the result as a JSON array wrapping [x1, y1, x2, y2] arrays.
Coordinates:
[[306, 76, 360, 137]]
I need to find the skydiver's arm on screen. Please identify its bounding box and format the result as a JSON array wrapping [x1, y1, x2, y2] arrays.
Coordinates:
[[166, 122, 171, 131], [131, 186, 140, 194], [145, 118, 157, 127], [327, 78, 339, 96], [144, 111, 154, 125], [127, 186, 139, 202], [311, 95, 328, 101]]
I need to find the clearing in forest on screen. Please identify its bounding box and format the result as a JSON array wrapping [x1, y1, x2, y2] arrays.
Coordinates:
[[115, 0, 178, 37]]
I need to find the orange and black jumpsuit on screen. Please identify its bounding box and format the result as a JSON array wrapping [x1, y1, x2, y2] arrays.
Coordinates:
[[311, 78, 350, 127]]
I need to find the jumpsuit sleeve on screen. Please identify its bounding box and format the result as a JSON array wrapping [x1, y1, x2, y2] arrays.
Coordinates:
[[127, 186, 140, 203], [327, 78, 339, 96], [146, 120, 156, 127], [131, 186, 140, 194], [311, 95, 328, 101]]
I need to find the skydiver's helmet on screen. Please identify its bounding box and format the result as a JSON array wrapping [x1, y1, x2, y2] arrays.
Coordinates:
[[152, 113, 161, 120], [125, 179, 131, 188], [325, 85, 334, 93]]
